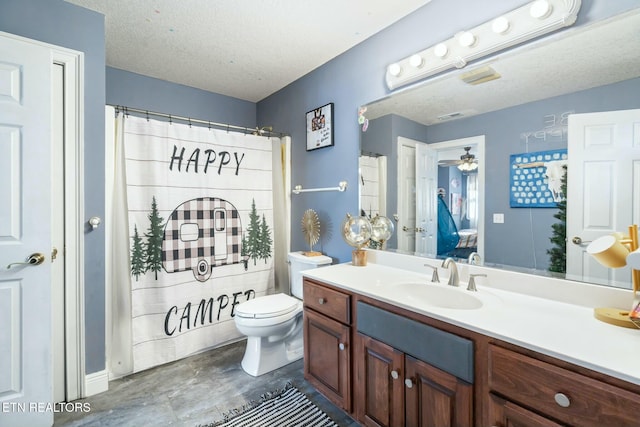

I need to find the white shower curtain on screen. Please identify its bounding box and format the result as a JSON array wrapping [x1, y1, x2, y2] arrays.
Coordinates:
[[106, 109, 290, 377]]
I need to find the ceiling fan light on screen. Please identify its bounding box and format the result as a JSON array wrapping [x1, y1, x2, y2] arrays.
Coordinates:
[[458, 162, 478, 172]]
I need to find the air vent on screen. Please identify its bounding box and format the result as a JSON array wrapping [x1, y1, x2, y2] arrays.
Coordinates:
[[437, 112, 464, 121], [460, 66, 501, 85]]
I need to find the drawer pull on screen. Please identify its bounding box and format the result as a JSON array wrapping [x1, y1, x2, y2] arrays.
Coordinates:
[[318, 298, 326, 305], [390, 370, 399, 380], [554, 392, 571, 408], [338, 343, 345, 351], [405, 378, 414, 388]]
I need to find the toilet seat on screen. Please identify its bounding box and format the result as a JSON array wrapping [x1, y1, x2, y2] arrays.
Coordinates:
[[235, 293, 300, 319]]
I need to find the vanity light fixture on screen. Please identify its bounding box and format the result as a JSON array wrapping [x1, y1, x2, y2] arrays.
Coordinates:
[[385, 0, 581, 90]]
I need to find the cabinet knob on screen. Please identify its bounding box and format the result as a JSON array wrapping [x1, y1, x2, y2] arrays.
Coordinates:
[[390, 370, 399, 380], [554, 392, 571, 408], [318, 298, 325, 305], [404, 378, 413, 388], [338, 343, 345, 351]]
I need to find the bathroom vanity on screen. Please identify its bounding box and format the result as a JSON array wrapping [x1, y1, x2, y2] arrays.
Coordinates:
[[302, 251, 640, 427]]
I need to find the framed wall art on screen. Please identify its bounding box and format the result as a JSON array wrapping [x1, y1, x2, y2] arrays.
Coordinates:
[[306, 103, 334, 151], [509, 148, 568, 208]]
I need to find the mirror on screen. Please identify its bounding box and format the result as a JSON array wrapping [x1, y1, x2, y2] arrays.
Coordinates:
[[359, 9, 640, 288]]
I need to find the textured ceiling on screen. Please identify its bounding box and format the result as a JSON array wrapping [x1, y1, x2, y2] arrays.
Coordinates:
[[365, 9, 640, 125], [65, 0, 431, 102]]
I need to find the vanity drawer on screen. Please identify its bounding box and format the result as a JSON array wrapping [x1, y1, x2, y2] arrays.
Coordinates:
[[303, 279, 351, 324], [488, 344, 640, 426]]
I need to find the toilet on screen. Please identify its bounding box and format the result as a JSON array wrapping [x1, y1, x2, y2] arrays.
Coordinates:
[[234, 251, 332, 376]]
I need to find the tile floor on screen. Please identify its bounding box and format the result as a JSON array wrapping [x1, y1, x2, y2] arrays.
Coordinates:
[[53, 340, 359, 427]]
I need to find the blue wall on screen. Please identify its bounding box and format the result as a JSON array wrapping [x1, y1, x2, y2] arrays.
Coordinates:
[[0, 0, 106, 374], [257, 0, 640, 263], [106, 67, 256, 126]]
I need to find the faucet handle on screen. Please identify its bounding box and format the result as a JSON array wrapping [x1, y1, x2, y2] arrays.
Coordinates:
[[424, 264, 440, 283], [467, 273, 487, 292]]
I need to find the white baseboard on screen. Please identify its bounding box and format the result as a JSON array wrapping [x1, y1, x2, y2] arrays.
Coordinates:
[[84, 370, 109, 397]]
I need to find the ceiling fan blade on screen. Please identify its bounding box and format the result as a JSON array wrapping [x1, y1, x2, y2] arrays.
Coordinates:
[[438, 159, 462, 165]]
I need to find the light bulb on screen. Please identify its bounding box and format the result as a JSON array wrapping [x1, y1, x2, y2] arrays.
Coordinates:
[[459, 31, 477, 48], [434, 43, 448, 58], [409, 54, 424, 68], [530, 0, 552, 19], [388, 63, 402, 77], [492, 16, 510, 34]]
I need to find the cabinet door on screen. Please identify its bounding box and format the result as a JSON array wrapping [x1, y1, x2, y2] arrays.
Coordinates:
[[488, 393, 564, 427], [303, 309, 351, 411], [405, 355, 473, 427], [355, 333, 405, 427]]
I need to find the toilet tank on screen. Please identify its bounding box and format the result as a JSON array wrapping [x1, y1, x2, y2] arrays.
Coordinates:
[[288, 251, 332, 298]]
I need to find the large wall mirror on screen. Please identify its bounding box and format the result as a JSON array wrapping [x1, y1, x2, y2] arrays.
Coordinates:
[[359, 9, 640, 289]]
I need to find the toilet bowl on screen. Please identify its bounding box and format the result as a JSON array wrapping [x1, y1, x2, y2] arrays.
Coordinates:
[[234, 252, 332, 376]]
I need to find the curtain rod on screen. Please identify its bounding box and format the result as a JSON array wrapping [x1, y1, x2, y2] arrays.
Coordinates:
[[109, 104, 288, 138]]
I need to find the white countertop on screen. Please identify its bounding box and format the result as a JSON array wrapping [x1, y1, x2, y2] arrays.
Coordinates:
[[302, 254, 640, 387]]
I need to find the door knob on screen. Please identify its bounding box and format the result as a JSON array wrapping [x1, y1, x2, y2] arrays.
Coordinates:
[[6, 253, 46, 269], [571, 236, 591, 245]]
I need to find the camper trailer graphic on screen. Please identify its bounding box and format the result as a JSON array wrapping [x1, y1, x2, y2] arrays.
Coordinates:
[[162, 197, 249, 282]]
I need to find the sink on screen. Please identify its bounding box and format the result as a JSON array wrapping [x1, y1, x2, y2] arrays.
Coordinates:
[[391, 283, 483, 310]]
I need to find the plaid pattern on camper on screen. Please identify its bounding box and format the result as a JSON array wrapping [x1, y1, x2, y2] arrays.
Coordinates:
[[162, 197, 248, 280]]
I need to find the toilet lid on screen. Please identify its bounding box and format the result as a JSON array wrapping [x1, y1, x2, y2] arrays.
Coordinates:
[[235, 293, 299, 319]]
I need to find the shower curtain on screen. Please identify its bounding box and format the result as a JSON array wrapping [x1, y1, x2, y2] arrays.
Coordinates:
[[107, 110, 290, 376]]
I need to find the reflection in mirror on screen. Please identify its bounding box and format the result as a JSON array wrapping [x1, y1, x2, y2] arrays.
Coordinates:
[[359, 10, 640, 289]]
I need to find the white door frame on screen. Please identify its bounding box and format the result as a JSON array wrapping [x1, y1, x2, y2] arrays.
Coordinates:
[[2, 31, 86, 401], [53, 48, 86, 401], [425, 136, 486, 260], [397, 137, 417, 252]]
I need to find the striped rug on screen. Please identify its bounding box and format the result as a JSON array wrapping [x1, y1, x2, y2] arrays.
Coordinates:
[[206, 384, 339, 427]]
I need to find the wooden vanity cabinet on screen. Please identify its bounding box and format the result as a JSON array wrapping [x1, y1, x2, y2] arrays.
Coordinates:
[[355, 301, 474, 427], [355, 333, 405, 427], [355, 332, 473, 427], [488, 393, 563, 427], [302, 279, 352, 411], [486, 343, 640, 427], [303, 277, 640, 427], [405, 355, 473, 427]]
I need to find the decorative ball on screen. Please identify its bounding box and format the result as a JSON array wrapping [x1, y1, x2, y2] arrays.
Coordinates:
[[341, 214, 372, 249], [370, 215, 394, 243]]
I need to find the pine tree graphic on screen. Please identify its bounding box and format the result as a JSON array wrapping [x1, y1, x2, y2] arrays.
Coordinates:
[[246, 199, 262, 266], [144, 196, 164, 280], [131, 224, 146, 280], [259, 214, 272, 264], [547, 165, 567, 274]]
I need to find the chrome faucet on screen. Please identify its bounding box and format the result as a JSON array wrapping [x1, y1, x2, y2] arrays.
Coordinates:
[[441, 257, 459, 287], [468, 252, 481, 265]]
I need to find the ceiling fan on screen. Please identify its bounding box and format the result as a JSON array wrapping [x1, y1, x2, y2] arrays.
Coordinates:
[[438, 146, 478, 171]]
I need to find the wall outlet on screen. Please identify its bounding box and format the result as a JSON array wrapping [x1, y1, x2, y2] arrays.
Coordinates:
[[493, 213, 505, 224]]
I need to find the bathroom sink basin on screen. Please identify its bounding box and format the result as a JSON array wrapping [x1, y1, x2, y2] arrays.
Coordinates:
[[391, 283, 483, 310]]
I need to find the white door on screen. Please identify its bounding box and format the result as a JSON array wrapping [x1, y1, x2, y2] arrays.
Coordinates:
[[397, 138, 416, 252], [415, 142, 438, 255], [0, 34, 53, 427], [566, 109, 640, 288]]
